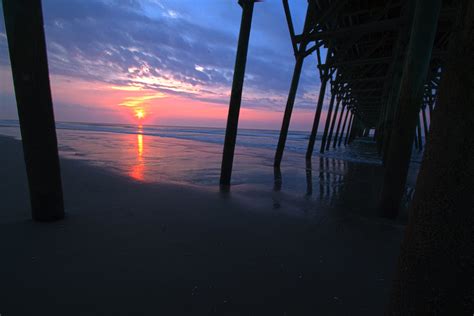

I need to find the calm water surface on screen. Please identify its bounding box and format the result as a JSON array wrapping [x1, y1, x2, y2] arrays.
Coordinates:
[[0, 120, 422, 218]]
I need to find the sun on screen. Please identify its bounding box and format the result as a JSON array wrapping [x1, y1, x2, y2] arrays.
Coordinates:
[[135, 109, 145, 120]]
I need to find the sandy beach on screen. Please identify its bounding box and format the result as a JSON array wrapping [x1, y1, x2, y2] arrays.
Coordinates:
[[0, 135, 405, 315]]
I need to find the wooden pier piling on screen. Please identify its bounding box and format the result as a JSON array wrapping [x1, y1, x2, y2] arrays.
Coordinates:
[[274, 55, 305, 168], [379, 0, 442, 218], [3, 0, 64, 221], [326, 95, 341, 151], [333, 103, 345, 148], [388, 1, 474, 312], [338, 107, 350, 147], [344, 112, 353, 146], [274, 3, 314, 168], [319, 88, 336, 153], [306, 74, 329, 159], [220, 0, 255, 186]]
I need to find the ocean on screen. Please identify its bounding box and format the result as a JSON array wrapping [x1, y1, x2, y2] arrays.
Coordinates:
[[0, 119, 422, 216], [0, 119, 394, 162]]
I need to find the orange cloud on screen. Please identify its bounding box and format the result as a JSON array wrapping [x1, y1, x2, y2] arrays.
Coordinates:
[[0, 70, 318, 130]]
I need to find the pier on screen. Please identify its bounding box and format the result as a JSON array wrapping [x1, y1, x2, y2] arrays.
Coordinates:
[[2, 0, 473, 314], [218, 0, 473, 313], [221, 0, 459, 219]]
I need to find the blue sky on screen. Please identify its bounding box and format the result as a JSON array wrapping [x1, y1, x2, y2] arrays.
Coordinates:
[[0, 0, 329, 130]]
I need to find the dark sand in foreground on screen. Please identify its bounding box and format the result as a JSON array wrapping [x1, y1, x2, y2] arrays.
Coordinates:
[[0, 136, 404, 315]]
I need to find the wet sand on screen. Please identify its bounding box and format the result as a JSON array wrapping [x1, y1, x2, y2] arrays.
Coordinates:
[[0, 136, 404, 315]]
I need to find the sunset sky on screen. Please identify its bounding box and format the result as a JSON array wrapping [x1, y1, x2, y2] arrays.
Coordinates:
[[0, 0, 329, 130]]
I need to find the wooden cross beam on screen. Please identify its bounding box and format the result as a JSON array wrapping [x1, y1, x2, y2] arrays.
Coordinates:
[[295, 17, 406, 43]]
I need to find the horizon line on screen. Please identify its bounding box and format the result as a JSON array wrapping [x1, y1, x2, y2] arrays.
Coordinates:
[[0, 118, 318, 134]]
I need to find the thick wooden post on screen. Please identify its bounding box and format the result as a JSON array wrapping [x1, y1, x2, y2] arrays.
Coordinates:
[[326, 96, 341, 151], [319, 88, 336, 153], [379, 0, 441, 217], [3, 0, 64, 221], [273, 167, 282, 192], [388, 1, 474, 313], [274, 54, 305, 168], [333, 103, 346, 148], [220, 0, 254, 186], [306, 75, 329, 159]]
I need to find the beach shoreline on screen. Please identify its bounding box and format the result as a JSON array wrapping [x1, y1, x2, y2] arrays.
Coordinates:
[[0, 123, 418, 219], [0, 135, 404, 315]]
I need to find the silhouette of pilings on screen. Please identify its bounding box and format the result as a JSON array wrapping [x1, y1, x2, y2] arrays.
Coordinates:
[[338, 106, 350, 147], [295, 1, 455, 216], [320, 79, 346, 153], [222, 0, 455, 200], [306, 67, 330, 160], [379, 0, 442, 218], [319, 83, 337, 153], [274, 2, 318, 168], [332, 102, 346, 148], [325, 92, 341, 150], [220, 0, 255, 186], [273, 0, 322, 168], [3, 0, 64, 221], [344, 112, 354, 146], [378, 5, 414, 161], [381, 62, 442, 160], [279, 0, 450, 160], [388, 0, 474, 311]]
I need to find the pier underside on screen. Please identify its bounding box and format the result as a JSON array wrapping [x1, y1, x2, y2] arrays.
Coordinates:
[[222, 0, 460, 217]]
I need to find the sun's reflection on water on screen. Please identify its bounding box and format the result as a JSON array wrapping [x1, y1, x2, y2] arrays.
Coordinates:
[[137, 133, 143, 158], [130, 125, 145, 181]]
